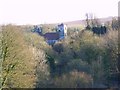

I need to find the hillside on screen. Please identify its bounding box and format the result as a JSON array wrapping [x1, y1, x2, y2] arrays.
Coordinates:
[[57, 16, 117, 27], [1, 17, 119, 88]]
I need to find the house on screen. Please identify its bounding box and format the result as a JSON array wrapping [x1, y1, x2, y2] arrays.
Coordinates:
[[44, 32, 59, 45], [32, 23, 67, 45], [32, 25, 43, 35], [44, 23, 67, 45]]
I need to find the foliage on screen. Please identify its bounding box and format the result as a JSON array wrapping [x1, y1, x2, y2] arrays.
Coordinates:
[[1, 25, 38, 88], [52, 28, 119, 87], [0, 30, 2, 88], [51, 70, 92, 88], [112, 17, 119, 30], [40, 24, 56, 34], [1, 24, 119, 88]]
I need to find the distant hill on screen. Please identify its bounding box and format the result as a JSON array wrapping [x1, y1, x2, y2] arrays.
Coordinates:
[[36, 16, 117, 28], [61, 16, 117, 27]]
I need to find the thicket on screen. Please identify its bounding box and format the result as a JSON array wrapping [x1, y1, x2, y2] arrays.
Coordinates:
[[1, 23, 119, 88]]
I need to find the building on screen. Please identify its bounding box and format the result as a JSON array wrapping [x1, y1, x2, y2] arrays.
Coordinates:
[[32, 25, 43, 35], [44, 23, 67, 45], [32, 23, 67, 45], [44, 32, 59, 45], [56, 23, 67, 40]]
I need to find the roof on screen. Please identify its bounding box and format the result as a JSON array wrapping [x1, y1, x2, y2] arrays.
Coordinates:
[[44, 32, 59, 40], [58, 23, 64, 27]]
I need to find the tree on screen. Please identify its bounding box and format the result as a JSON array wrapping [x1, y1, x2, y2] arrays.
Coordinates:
[[53, 42, 64, 54], [1, 25, 36, 88], [112, 17, 119, 30], [85, 13, 101, 29], [0, 29, 2, 88], [85, 13, 91, 30]]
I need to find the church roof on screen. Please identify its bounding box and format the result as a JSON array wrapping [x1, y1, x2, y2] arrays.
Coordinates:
[[58, 23, 64, 26], [44, 32, 59, 40]]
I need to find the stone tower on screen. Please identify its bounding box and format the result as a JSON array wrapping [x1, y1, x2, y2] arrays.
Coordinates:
[[56, 23, 67, 39]]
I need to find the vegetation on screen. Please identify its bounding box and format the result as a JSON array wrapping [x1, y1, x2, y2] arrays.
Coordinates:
[[0, 18, 119, 88]]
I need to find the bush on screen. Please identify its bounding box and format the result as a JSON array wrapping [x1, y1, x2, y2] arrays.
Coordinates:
[[51, 70, 92, 88]]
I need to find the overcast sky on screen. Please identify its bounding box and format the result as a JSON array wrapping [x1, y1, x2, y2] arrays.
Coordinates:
[[0, 0, 119, 25]]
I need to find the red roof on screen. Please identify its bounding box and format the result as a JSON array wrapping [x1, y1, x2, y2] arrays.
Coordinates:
[[44, 33, 59, 40]]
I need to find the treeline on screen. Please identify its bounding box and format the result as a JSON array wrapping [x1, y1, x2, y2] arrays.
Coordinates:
[[0, 23, 119, 88], [1, 25, 52, 88], [52, 29, 119, 87]]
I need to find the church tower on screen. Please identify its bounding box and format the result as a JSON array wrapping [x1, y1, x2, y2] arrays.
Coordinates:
[[56, 23, 67, 40]]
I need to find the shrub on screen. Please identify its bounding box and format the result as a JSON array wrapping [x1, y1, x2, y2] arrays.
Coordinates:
[[52, 70, 92, 88]]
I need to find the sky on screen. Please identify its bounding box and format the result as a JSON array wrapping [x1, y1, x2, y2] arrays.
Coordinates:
[[0, 0, 119, 25]]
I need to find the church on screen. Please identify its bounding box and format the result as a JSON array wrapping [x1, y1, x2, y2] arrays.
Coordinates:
[[32, 23, 67, 45]]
